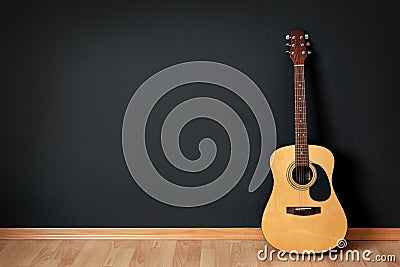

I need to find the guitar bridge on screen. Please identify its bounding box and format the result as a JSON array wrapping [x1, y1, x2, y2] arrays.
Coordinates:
[[286, 207, 321, 216]]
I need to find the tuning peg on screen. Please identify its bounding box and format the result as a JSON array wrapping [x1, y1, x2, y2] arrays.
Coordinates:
[[306, 42, 311, 46], [305, 34, 309, 40], [285, 50, 290, 54], [285, 34, 290, 40], [307, 50, 311, 54], [285, 43, 290, 46]]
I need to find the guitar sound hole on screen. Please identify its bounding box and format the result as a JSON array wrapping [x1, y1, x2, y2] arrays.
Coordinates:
[[292, 166, 313, 185]]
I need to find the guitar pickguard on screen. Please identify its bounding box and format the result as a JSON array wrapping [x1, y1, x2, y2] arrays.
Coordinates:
[[309, 163, 331, 201]]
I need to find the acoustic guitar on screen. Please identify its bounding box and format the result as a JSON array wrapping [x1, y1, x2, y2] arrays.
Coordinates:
[[261, 30, 347, 253]]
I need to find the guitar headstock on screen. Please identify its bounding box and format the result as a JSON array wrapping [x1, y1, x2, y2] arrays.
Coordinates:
[[285, 30, 311, 65]]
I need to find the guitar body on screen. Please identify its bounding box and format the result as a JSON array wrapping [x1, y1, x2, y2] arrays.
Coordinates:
[[261, 145, 347, 253]]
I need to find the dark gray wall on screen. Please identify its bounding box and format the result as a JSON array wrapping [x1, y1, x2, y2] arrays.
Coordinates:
[[1, 0, 399, 227]]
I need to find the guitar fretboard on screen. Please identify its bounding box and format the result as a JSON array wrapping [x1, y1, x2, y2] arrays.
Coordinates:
[[294, 65, 309, 166]]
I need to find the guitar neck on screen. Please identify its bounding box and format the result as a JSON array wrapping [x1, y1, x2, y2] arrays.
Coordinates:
[[294, 64, 309, 166]]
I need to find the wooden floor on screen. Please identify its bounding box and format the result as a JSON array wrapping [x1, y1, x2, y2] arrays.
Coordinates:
[[0, 240, 398, 266]]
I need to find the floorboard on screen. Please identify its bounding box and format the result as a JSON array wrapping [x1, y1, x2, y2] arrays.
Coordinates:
[[0, 240, 398, 266]]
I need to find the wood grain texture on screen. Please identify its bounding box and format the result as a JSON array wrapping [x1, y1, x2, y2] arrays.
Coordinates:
[[0, 228, 261, 240], [0, 228, 399, 240], [0, 240, 398, 266], [347, 228, 400, 241]]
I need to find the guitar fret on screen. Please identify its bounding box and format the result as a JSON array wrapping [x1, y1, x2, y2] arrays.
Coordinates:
[[294, 66, 308, 161], [294, 56, 308, 163]]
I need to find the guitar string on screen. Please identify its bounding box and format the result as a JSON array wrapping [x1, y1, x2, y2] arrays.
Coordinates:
[[295, 65, 301, 206], [294, 65, 299, 206], [296, 65, 300, 204], [300, 65, 304, 205], [294, 65, 296, 203], [301, 66, 304, 206], [301, 65, 306, 205], [302, 65, 308, 206], [304, 66, 306, 195], [295, 65, 307, 206], [295, 66, 303, 206]]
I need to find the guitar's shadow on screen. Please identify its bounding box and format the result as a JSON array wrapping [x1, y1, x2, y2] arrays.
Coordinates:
[[306, 53, 371, 227]]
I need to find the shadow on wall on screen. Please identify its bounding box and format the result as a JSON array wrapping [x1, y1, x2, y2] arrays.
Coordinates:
[[307, 53, 371, 227]]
